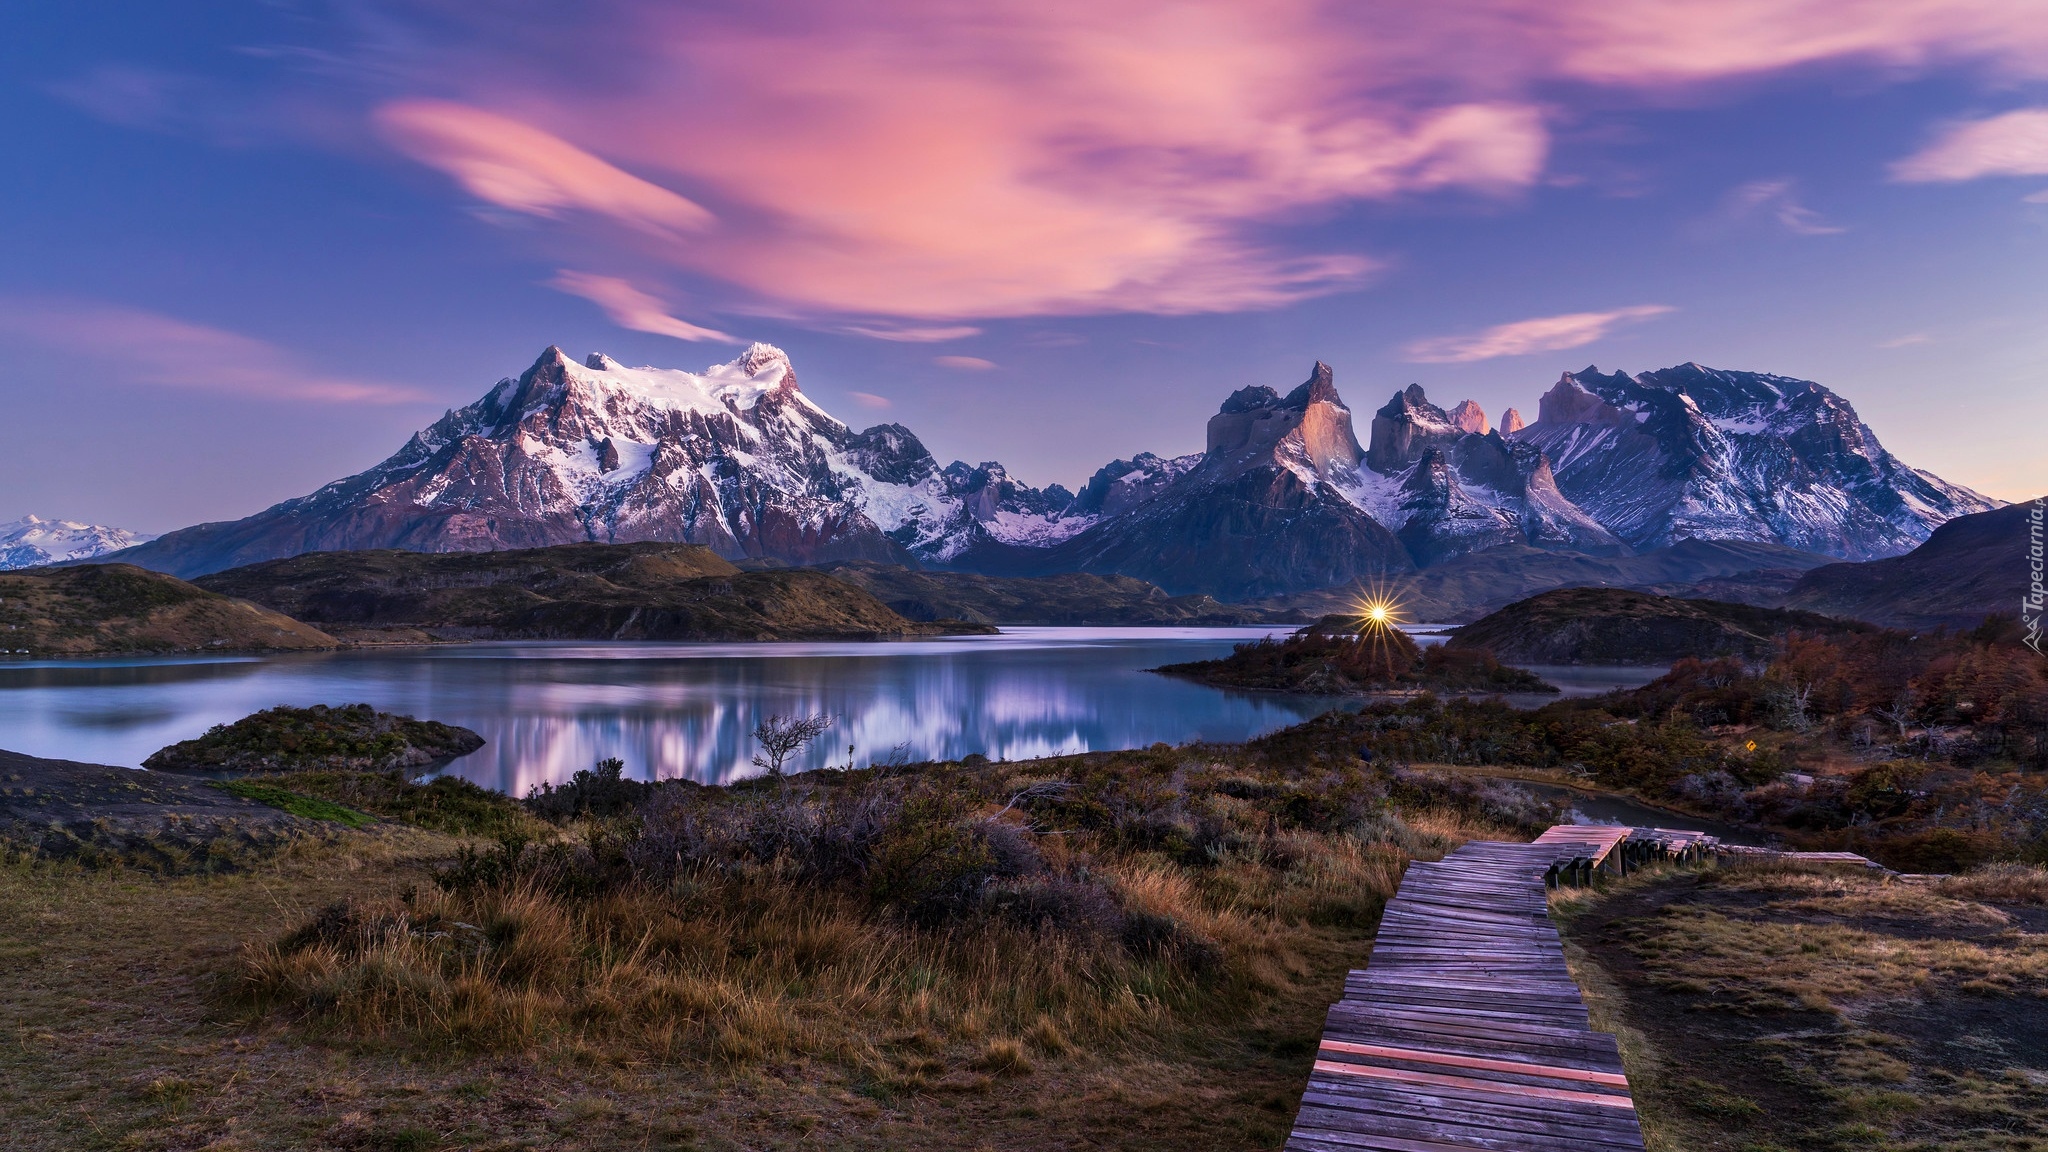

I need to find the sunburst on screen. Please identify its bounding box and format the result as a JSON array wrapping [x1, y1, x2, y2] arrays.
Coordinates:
[[1341, 574, 1412, 682]]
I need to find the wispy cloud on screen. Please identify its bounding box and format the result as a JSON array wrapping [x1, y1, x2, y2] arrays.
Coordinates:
[[1891, 108, 2048, 182], [934, 355, 998, 371], [1877, 332, 1932, 348], [839, 323, 983, 343], [846, 391, 893, 409], [1404, 305, 1674, 363], [1701, 179, 1847, 236], [377, 101, 716, 238], [550, 271, 737, 343], [0, 300, 423, 404]]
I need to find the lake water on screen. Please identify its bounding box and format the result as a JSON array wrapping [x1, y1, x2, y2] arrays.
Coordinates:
[[0, 627, 1666, 796]]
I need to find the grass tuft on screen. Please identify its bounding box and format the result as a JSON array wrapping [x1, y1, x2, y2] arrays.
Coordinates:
[[213, 781, 374, 828]]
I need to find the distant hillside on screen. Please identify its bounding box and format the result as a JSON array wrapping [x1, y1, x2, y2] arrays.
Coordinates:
[[816, 562, 1300, 625], [1781, 501, 2037, 630], [1448, 587, 1869, 665], [1259, 539, 1837, 623], [193, 542, 987, 641], [0, 565, 338, 657]]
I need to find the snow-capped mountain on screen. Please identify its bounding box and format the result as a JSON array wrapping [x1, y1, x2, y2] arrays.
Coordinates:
[[103, 345, 1998, 598], [0, 515, 156, 570], [1515, 364, 1996, 559], [1010, 363, 1416, 599], [102, 345, 1085, 579]]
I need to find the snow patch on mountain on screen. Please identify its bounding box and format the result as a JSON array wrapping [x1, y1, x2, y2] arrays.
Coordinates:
[[0, 515, 157, 569]]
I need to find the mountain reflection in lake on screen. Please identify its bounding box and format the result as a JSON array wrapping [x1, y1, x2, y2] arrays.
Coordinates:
[[0, 627, 1674, 796], [1, 628, 1333, 794]]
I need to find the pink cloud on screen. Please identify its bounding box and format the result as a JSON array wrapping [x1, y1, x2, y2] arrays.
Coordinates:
[[1539, 1, 2048, 85], [1890, 108, 2048, 181], [550, 271, 737, 343], [345, 1, 2048, 322], [846, 391, 893, 409], [934, 356, 998, 371], [0, 300, 423, 404], [377, 101, 715, 238], [1404, 305, 1675, 363]]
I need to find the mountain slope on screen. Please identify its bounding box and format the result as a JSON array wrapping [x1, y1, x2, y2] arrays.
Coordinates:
[[105, 345, 1084, 580], [1514, 364, 1996, 558], [1779, 500, 2039, 630], [0, 515, 156, 570]]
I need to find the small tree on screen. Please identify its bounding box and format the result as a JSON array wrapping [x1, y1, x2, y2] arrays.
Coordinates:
[[752, 713, 834, 782]]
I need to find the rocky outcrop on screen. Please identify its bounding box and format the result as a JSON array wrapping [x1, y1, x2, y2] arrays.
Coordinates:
[[1448, 400, 1488, 435]]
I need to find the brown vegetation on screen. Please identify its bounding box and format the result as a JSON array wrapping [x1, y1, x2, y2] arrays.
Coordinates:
[[0, 743, 1563, 1151], [0, 564, 337, 657], [190, 543, 993, 642], [1561, 859, 2048, 1151]]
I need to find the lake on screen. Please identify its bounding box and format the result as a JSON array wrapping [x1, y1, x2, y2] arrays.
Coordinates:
[[0, 627, 1664, 796]]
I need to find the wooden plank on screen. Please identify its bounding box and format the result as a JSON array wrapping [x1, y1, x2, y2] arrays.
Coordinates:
[[1282, 825, 1668, 1150]]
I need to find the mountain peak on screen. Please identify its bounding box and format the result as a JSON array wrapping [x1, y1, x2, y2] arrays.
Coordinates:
[[737, 340, 790, 373], [1448, 399, 1487, 434], [1282, 361, 1341, 408]]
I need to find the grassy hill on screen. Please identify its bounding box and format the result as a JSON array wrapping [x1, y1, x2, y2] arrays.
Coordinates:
[[0, 564, 338, 657], [816, 561, 1300, 625], [1781, 501, 2035, 630], [192, 542, 990, 641], [1448, 587, 1869, 664]]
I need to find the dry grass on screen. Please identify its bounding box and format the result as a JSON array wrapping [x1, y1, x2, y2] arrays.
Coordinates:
[[232, 831, 1409, 1077], [1, 743, 1558, 1151], [1938, 862, 2048, 906], [1560, 858, 2048, 1152]]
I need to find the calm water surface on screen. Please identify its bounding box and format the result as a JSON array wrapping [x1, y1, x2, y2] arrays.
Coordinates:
[[0, 627, 1666, 796], [0, 628, 1308, 794]]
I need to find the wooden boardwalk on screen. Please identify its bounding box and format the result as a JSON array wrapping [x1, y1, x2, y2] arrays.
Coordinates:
[[1286, 826, 1712, 1152]]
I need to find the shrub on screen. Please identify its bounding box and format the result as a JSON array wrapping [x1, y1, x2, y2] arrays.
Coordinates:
[[525, 757, 654, 823]]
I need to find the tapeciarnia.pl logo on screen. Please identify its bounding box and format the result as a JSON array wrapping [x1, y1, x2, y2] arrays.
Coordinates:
[[2027, 496, 2045, 655]]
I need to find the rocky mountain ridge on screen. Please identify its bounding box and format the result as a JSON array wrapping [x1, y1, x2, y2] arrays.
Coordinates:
[[102, 345, 2000, 601]]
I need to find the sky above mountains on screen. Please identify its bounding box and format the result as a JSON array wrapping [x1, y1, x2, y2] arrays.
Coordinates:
[[4, 1, 2046, 532]]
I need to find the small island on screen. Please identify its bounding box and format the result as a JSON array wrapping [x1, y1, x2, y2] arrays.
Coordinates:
[[143, 703, 485, 775], [1155, 613, 1555, 695]]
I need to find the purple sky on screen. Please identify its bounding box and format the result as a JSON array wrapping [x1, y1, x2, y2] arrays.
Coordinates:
[[4, 1, 2046, 533]]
